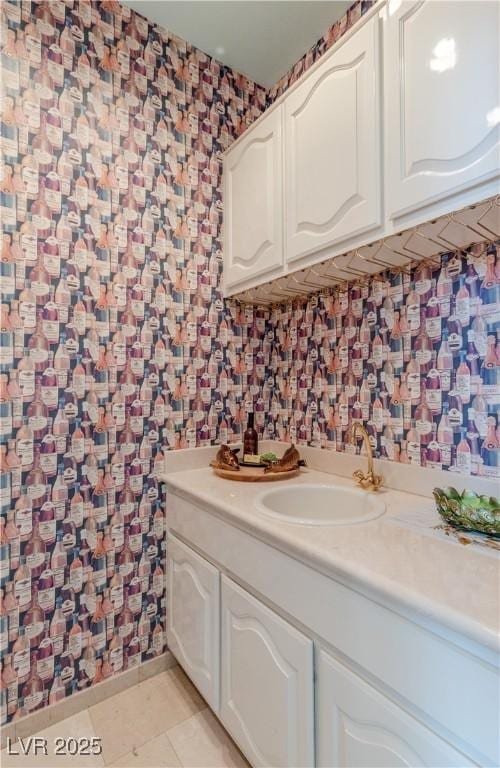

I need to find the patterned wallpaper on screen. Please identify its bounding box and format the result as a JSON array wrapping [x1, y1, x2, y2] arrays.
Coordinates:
[[0, 0, 265, 723], [257, 245, 500, 478]]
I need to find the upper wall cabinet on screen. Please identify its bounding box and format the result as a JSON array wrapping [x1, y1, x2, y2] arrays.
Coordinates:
[[223, 1, 499, 298], [284, 15, 382, 266], [384, 0, 500, 223], [223, 106, 284, 292]]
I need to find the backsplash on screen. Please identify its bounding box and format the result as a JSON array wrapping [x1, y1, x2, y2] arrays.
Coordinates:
[[257, 244, 500, 479], [0, 0, 265, 723]]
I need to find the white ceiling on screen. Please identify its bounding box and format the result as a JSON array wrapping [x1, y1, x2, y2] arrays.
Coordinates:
[[123, 1, 351, 87]]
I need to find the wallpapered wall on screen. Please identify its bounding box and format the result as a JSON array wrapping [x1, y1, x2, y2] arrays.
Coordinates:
[[0, 0, 266, 723], [257, 245, 500, 478]]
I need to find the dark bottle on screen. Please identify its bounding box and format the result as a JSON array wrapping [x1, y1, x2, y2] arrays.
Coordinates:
[[243, 412, 258, 457]]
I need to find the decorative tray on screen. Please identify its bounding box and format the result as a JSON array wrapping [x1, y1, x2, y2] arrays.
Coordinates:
[[433, 487, 500, 538], [210, 464, 300, 482], [210, 444, 303, 482]]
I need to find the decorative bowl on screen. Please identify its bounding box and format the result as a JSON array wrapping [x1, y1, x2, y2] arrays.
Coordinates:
[[433, 487, 500, 538]]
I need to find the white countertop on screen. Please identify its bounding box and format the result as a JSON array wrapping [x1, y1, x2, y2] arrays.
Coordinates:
[[161, 449, 500, 658]]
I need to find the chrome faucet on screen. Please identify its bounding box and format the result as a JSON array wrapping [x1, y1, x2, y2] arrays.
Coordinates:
[[349, 422, 383, 492]]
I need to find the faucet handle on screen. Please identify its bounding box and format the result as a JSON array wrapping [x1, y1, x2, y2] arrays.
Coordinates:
[[352, 469, 383, 491], [369, 472, 384, 491]]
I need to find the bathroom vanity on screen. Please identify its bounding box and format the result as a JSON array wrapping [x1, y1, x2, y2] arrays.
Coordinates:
[[162, 445, 499, 768]]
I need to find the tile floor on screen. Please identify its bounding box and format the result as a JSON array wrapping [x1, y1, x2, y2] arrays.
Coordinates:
[[1, 666, 250, 768]]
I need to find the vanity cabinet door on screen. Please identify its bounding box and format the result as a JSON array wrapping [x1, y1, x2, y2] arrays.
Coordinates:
[[284, 14, 382, 267], [220, 575, 314, 767], [167, 534, 220, 711], [317, 649, 477, 767], [384, 0, 500, 224], [223, 105, 284, 294]]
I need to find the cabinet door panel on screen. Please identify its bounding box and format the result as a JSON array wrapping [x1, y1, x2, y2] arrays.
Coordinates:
[[285, 15, 381, 264], [224, 106, 284, 292], [221, 576, 314, 767], [167, 534, 219, 711], [317, 649, 477, 768], [385, 0, 500, 220]]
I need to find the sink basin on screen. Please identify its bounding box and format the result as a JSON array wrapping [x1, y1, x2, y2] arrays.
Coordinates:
[[256, 484, 386, 526]]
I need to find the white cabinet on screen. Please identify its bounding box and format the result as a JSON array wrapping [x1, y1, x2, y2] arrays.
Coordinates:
[[285, 15, 382, 265], [220, 575, 314, 767], [317, 649, 477, 768], [222, 1, 500, 296], [223, 106, 284, 292], [384, 0, 500, 223], [167, 534, 220, 711], [166, 490, 494, 767]]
